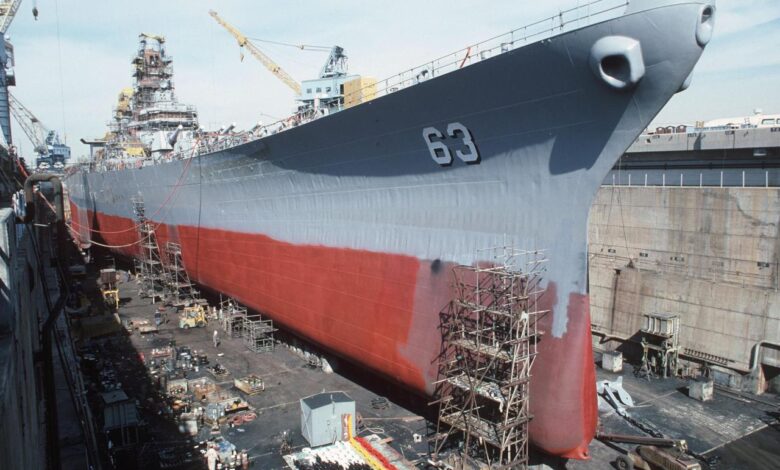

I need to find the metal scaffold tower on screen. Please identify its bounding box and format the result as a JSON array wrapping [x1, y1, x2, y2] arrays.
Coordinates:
[[242, 312, 276, 353], [162, 241, 201, 307], [432, 247, 547, 470], [217, 296, 276, 353], [132, 196, 166, 302], [220, 296, 248, 339]]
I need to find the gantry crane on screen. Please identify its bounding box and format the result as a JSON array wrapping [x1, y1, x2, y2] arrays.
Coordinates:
[[8, 92, 70, 170], [209, 10, 302, 95]]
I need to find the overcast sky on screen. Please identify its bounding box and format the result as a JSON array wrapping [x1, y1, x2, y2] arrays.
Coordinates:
[[6, 0, 780, 159]]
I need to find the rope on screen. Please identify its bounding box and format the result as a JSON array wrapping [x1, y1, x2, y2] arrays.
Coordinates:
[[69, 140, 198, 235], [68, 225, 152, 249], [36, 190, 57, 213], [246, 36, 331, 51], [54, 0, 68, 143], [16, 157, 29, 179], [37, 165, 189, 251], [459, 47, 472, 69], [34, 190, 151, 249]]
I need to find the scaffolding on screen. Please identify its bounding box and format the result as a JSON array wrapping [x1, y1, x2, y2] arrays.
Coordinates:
[[218, 296, 276, 353], [242, 313, 276, 353], [162, 241, 201, 307], [132, 197, 166, 302], [220, 297, 248, 339], [432, 247, 546, 470]]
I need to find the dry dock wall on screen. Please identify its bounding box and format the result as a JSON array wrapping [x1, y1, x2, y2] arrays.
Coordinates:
[[0, 208, 47, 469], [588, 187, 780, 392]]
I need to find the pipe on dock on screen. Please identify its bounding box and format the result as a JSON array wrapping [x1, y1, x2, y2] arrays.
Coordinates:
[[22, 173, 64, 223], [22, 173, 69, 469], [749, 340, 780, 374], [592, 329, 780, 378], [591, 328, 631, 344]]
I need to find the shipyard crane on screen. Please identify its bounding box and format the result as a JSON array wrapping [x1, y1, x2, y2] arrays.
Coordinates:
[[8, 92, 46, 153], [8, 92, 69, 170], [0, 0, 21, 34], [209, 10, 302, 95]]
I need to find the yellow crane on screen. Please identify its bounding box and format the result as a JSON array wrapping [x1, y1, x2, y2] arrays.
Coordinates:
[[209, 10, 302, 95]]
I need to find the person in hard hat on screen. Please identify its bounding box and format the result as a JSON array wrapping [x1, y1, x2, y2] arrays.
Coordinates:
[[205, 443, 219, 470], [213, 329, 220, 348]]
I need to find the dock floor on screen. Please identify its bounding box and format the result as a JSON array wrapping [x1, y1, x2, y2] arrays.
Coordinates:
[[73, 261, 428, 469], [68, 256, 780, 469], [570, 353, 780, 470]]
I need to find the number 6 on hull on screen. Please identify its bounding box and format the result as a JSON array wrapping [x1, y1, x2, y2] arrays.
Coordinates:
[[422, 127, 453, 165]]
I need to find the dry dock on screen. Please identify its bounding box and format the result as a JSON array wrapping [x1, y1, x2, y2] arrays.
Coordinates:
[[590, 186, 780, 394], [571, 354, 780, 470], [56, 247, 780, 470], [71, 255, 428, 469]]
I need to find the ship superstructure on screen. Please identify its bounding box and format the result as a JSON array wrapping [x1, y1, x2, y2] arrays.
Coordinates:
[[67, 0, 716, 459], [92, 34, 198, 169]]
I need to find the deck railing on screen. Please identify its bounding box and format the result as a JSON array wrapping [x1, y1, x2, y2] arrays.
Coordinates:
[[342, 0, 629, 106], [97, 0, 632, 169]]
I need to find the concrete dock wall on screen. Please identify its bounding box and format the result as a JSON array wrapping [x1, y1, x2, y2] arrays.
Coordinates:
[[588, 187, 780, 391], [0, 208, 48, 469]]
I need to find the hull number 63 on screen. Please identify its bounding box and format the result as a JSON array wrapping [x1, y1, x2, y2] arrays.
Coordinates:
[[422, 123, 480, 166]]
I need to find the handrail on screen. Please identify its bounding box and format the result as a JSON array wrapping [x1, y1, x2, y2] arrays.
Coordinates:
[[91, 0, 630, 171], [340, 0, 628, 106]]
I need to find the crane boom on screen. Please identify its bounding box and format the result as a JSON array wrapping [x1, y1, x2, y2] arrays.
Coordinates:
[[8, 91, 47, 154], [8, 92, 70, 170], [0, 0, 21, 35], [209, 10, 302, 95]]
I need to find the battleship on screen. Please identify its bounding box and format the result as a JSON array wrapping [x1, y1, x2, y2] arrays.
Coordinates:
[[65, 0, 715, 459]]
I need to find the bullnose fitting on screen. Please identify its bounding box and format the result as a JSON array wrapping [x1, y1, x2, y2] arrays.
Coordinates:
[[589, 36, 645, 90], [696, 4, 716, 47]]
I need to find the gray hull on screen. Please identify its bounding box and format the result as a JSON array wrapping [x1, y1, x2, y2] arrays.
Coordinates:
[[67, 0, 713, 458]]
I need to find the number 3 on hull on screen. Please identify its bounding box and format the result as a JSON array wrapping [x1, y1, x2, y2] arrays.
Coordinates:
[[423, 122, 480, 166]]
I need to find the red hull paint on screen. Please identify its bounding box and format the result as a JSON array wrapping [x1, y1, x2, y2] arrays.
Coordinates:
[[69, 203, 597, 459], [532, 287, 597, 460]]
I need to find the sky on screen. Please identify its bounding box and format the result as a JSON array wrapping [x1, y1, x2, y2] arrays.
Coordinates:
[[5, 0, 780, 160]]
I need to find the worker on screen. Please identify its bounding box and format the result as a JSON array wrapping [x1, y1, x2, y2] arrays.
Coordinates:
[[213, 329, 220, 348], [205, 443, 219, 470]]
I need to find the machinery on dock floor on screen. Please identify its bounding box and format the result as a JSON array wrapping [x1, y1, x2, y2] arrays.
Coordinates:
[[100, 267, 120, 311], [638, 313, 681, 380], [178, 305, 206, 329], [599, 433, 701, 470], [234, 375, 264, 396]]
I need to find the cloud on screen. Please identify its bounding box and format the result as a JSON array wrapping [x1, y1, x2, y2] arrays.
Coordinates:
[[694, 18, 780, 75], [712, 0, 780, 35]]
